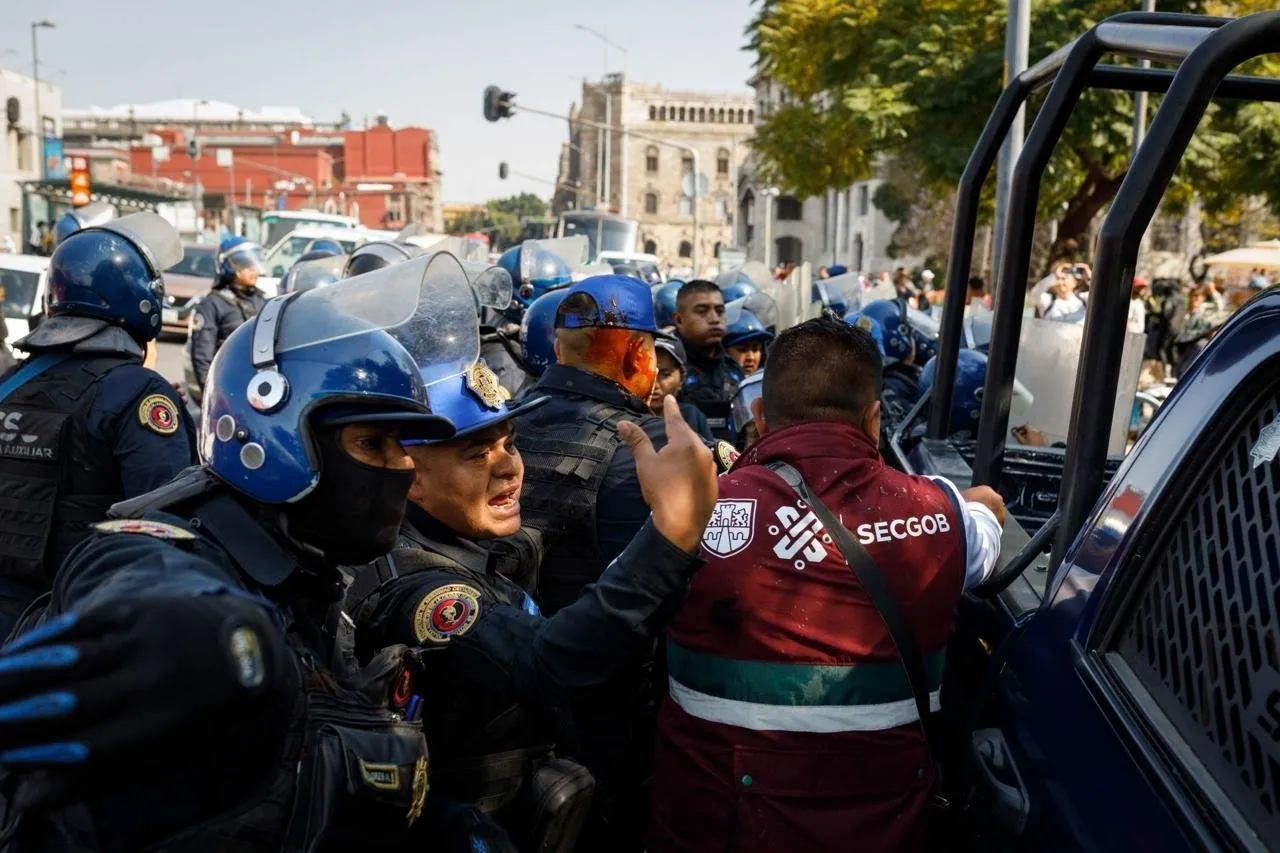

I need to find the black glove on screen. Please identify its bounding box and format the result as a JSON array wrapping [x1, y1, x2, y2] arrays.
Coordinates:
[[0, 594, 297, 768]]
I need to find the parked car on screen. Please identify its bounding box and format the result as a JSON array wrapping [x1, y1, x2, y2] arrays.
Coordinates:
[[0, 254, 50, 344], [161, 244, 218, 337]]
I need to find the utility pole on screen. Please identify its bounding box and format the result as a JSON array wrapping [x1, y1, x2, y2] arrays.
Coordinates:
[[31, 20, 55, 180], [992, 0, 1030, 288], [576, 25, 627, 212], [1131, 0, 1157, 154]]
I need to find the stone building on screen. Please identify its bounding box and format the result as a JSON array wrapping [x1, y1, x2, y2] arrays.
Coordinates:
[[554, 76, 755, 273], [737, 73, 914, 275], [0, 66, 62, 251]]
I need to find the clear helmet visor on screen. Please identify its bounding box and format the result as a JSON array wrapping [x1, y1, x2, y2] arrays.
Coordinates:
[[71, 201, 119, 229], [730, 373, 765, 435], [725, 292, 779, 330], [351, 240, 420, 267], [224, 243, 268, 276], [276, 251, 479, 386], [521, 237, 590, 277], [98, 211, 182, 276], [462, 262, 514, 310], [281, 254, 346, 294]]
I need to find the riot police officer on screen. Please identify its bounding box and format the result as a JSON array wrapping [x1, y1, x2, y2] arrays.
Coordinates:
[[0, 254, 525, 851], [345, 342, 715, 851], [184, 236, 268, 407], [513, 273, 734, 851], [0, 213, 196, 636], [671, 280, 744, 438]]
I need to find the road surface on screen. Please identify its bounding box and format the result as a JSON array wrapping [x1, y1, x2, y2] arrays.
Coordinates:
[[155, 339, 185, 385]]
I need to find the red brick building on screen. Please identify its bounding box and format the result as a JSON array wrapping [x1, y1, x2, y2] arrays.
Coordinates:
[[62, 100, 442, 233]]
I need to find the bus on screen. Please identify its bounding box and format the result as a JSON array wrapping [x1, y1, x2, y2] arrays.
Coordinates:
[[260, 210, 359, 248], [557, 210, 639, 261]]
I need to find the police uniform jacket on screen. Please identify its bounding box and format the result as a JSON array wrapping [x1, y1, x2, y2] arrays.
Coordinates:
[[185, 285, 267, 403], [676, 334, 743, 439], [0, 472, 478, 852], [0, 327, 195, 631], [648, 421, 1002, 853]]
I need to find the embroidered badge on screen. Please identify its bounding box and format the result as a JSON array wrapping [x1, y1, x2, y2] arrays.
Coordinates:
[[228, 626, 265, 689], [715, 440, 740, 471], [465, 362, 504, 410], [138, 393, 180, 436], [359, 760, 401, 791], [412, 583, 481, 643], [92, 519, 196, 541], [701, 499, 756, 558], [189, 312, 205, 332], [407, 754, 429, 826]]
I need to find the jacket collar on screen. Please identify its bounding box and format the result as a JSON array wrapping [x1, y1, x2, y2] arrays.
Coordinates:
[[738, 420, 880, 470], [402, 503, 490, 574], [535, 364, 649, 414], [677, 333, 731, 370]]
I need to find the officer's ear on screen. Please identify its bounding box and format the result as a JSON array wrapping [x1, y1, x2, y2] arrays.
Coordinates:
[[552, 338, 561, 361], [750, 397, 768, 437], [862, 400, 882, 444]]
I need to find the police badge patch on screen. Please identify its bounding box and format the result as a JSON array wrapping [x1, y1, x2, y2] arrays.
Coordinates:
[[715, 440, 740, 471], [465, 362, 504, 410], [407, 755, 429, 826], [412, 583, 481, 643], [138, 393, 180, 436], [701, 498, 756, 558]]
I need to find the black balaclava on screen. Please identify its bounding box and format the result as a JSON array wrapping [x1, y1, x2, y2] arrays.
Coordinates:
[[283, 425, 413, 565]]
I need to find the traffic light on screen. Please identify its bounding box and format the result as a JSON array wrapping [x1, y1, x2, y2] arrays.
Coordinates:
[[187, 138, 201, 161], [499, 162, 509, 180], [483, 86, 515, 122]]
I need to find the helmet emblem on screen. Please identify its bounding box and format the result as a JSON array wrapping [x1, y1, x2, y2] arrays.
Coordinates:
[[465, 362, 504, 410]]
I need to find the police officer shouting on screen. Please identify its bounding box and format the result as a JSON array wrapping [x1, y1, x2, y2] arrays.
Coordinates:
[[0, 255, 518, 851], [346, 346, 716, 850], [183, 236, 268, 408], [672, 280, 744, 438], [0, 213, 195, 636]]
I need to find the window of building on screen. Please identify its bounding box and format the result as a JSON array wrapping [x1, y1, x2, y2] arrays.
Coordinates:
[[649, 105, 656, 120], [714, 241, 723, 258], [858, 184, 870, 216], [737, 109, 745, 123], [776, 195, 802, 221], [714, 197, 728, 221], [659, 106, 666, 121], [679, 240, 693, 258], [681, 155, 694, 177], [644, 239, 658, 255], [717, 148, 730, 175], [646, 146, 659, 173], [740, 190, 755, 244], [852, 233, 864, 272], [644, 192, 658, 214], [695, 107, 703, 122], [679, 195, 693, 216], [727, 110, 736, 124], [17, 137, 31, 172], [748, 109, 755, 123], [718, 107, 726, 122], [775, 236, 802, 265], [678, 106, 686, 121]]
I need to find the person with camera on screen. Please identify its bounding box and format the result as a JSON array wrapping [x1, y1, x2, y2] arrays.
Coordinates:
[[1037, 262, 1091, 323]]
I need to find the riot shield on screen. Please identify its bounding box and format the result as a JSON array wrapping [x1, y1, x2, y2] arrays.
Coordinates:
[[100, 212, 183, 274], [1010, 316, 1145, 453], [725, 292, 779, 331], [461, 262, 514, 310]]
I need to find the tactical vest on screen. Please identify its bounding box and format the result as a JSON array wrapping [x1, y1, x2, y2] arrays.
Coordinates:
[[515, 400, 636, 613], [0, 355, 133, 608], [89, 480, 431, 852], [344, 532, 594, 853]]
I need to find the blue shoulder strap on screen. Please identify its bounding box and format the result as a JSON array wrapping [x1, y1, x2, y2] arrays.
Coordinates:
[[0, 353, 73, 405]]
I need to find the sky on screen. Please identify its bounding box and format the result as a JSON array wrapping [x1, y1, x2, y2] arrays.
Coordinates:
[[1, 0, 758, 204]]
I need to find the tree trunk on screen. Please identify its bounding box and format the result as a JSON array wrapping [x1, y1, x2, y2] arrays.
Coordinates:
[[1047, 163, 1127, 264]]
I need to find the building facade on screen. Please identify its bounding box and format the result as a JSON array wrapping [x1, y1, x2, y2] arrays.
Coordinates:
[[62, 100, 443, 234], [554, 76, 755, 272], [1, 67, 62, 251], [737, 74, 911, 276]]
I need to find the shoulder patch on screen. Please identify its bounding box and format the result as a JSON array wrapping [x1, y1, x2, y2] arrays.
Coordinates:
[[412, 583, 481, 644], [715, 440, 740, 471], [93, 519, 196, 541], [189, 311, 205, 332], [138, 393, 180, 436]]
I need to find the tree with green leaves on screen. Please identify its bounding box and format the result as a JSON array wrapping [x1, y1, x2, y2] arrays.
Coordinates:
[[445, 193, 549, 250], [747, 0, 1280, 272]]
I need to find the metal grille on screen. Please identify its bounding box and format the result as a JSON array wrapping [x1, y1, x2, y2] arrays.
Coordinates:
[[1117, 392, 1280, 839]]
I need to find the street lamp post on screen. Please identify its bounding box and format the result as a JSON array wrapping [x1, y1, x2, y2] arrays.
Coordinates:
[[574, 25, 627, 212], [761, 187, 779, 271], [31, 20, 55, 181]]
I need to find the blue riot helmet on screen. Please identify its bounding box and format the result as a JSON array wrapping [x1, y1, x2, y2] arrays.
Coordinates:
[[860, 299, 916, 363], [653, 279, 683, 328], [715, 270, 760, 304], [342, 240, 422, 279], [279, 251, 345, 295], [729, 371, 765, 447], [498, 243, 574, 309], [201, 252, 466, 506], [308, 238, 344, 256], [827, 265, 848, 277], [51, 201, 118, 248], [519, 288, 572, 377], [844, 310, 887, 357], [919, 349, 987, 436], [723, 293, 777, 349], [217, 236, 267, 286], [909, 306, 941, 363], [20, 211, 182, 350]]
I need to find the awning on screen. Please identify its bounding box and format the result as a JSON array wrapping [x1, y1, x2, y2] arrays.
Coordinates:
[[19, 178, 188, 211], [1201, 246, 1280, 270]]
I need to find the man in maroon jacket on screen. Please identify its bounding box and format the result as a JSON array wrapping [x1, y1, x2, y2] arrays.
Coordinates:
[[648, 317, 1005, 852]]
